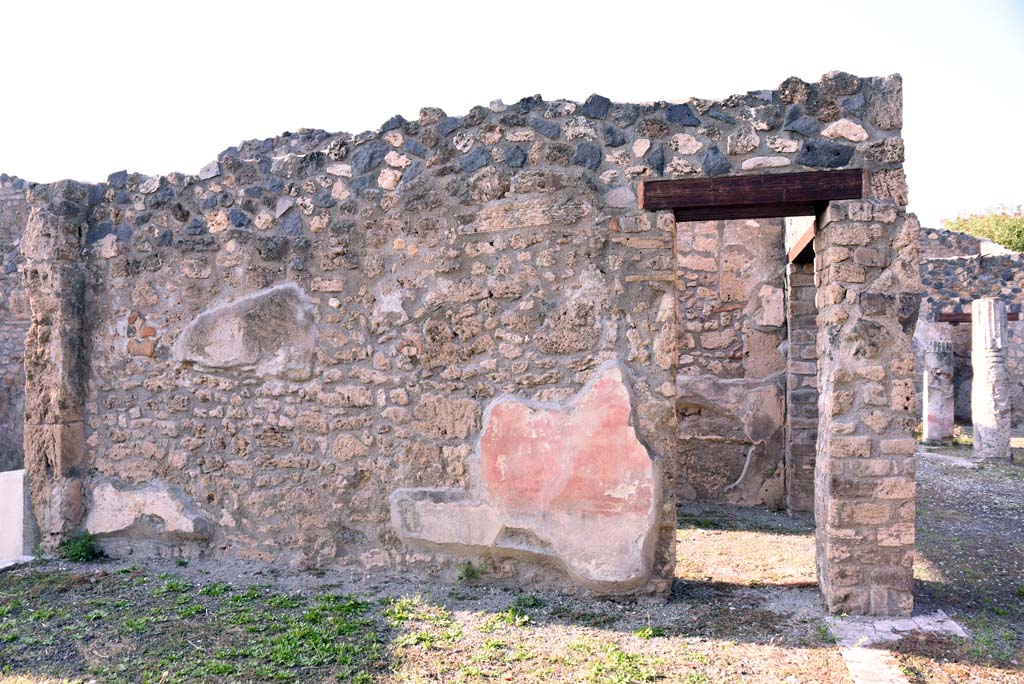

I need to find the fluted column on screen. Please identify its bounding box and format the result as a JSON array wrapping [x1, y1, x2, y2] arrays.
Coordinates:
[[971, 298, 1010, 459], [922, 337, 954, 444]]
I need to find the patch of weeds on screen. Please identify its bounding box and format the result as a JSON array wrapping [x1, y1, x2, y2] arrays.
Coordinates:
[[84, 609, 108, 621], [814, 622, 837, 644], [552, 605, 617, 627], [0, 599, 23, 618], [682, 674, 710, 684], [267, 593, 302, 609], [198, 581, 232, 597], [175, 558, 188, 567], [177, 603, 204, 618], [633, 626, 666, 639], [226, 585, 266, 606], [396, 630, 436, 649], [1018, 585, 1024, 598], [585, 643, 656, 683], [487, 606, 531, 629], [29, 607, 58, 621], [116, 565, 139, 574], [153, 577, 193, 595], [512, 594, 545, 609], [57, 532, 101, 562], [122, 616, 154, 633], [457, 560, 485, 582], [381, 595, 450, 627]]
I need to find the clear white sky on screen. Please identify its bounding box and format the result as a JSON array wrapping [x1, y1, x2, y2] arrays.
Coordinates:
[[2, 0, 1021, 228]]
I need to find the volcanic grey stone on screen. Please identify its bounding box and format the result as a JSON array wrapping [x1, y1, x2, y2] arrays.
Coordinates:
[[529, 117, 561, 140], [665, 104, 699, 126], [461, 147, 492, 174], [505, 145, 528, 168], [701, 146, 731, 176], [571, 143, 602, 170], [579, 94, 611, 119], [795, 140, 854, 168], [602, 124, 626, 148], [350, 141, 389, 174]]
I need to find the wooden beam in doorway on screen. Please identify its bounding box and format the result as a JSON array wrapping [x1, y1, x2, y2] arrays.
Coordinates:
[[936, 311, 1020, 325], [637, 168, 865, 218]]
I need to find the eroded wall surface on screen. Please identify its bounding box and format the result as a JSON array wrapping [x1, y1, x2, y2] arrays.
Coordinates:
[[915, 233, 1024, 427], [0, 175, 29, 473], [675, 218, 787, 507]]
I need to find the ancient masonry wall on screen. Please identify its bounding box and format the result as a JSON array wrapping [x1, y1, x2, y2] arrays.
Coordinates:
[[17, 72, 916, 608], [0, 175, 29, 473], [915, 247, 1024, 426], [785, 261, 818, 513]]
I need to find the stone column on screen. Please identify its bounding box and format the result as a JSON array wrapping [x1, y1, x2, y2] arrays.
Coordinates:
[[814, 200, 920, 617], [971, 298, 1011, 459], [922, 338, 954, 443], [21, 181, 89, 550]]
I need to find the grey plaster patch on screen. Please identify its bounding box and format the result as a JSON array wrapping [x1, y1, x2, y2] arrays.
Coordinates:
[[174, 282, 316, 380], [826, 609, 968, 648]]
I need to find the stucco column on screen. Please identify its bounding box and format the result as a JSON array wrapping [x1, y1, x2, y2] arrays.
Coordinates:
[[814, 200, 920, 617], [922, 337, 954, 444], [971, 298, 1011, 459], [21, 181, 89, 549]]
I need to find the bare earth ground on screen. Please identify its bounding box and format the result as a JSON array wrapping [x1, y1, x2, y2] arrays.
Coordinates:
[[1, 437, 1022, 683]]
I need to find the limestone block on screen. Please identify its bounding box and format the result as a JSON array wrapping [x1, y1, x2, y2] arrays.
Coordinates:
[[390, 361, 660, 592], [174, 283, 316, 380], [85, 479, 213, 542]]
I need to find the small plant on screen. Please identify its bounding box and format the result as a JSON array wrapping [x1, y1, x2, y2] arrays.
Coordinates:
[[633, 626, 666, 639], [57, 533, 101, 562], [1016, 585, 1024, 598], [814, 622, 838, 644], [512, 595, 545, 609], [457, 560, 484, 582], [198, 581, 232, 597], [175, 558, 188, 567]]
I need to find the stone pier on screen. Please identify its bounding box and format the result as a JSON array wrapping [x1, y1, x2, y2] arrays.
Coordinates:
[[922, 338, 954, 443], [971, 298, 1011, 459]]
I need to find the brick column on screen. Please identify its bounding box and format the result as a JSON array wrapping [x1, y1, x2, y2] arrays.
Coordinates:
[[922, 338, 955, 444], [785, 261, 818, 513], [21, 181, 90, 549], [971, 298, 1011, 459], [814, 200, 920, 616]]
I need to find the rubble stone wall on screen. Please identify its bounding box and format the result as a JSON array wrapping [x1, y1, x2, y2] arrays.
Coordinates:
[[0, 175, 29, 472], [916, 250, 1024, 426], [17, 71, 915, 607]]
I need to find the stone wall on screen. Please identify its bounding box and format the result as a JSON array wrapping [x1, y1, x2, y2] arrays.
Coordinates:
[[674, 218, 787, 508], [785, 261, 818, 513], [915, 246, 1024, 426], [16, 71, 917, 609], [0, 174, 29, 472]]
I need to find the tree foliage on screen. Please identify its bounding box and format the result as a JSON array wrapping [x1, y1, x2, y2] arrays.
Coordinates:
[[943, 207, 1024, 252]]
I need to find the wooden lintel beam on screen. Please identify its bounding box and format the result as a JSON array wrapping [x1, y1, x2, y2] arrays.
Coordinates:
[[936, 311, 1020, 325], [675, 201, 819, 223], [787, 222, 817, 264], [639, 169, 864, 213]]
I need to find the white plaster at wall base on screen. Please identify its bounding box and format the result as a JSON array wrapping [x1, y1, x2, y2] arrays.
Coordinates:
[[0, 469, 30, 562]]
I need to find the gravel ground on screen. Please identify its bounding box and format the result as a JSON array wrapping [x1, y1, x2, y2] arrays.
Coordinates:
[[0, 435, 1021, 683]]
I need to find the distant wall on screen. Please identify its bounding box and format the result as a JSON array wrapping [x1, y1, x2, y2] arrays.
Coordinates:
[[0, 174, 29, 472], [915, 243, 1024, 426]]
